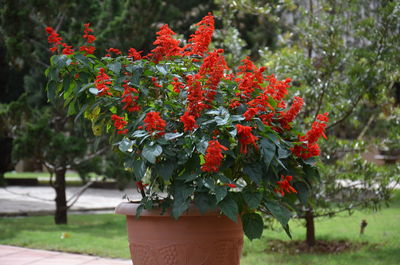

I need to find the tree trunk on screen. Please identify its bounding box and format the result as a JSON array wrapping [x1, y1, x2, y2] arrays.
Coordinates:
[[305, 208, 316, 247], [54, 167, 67, 224]]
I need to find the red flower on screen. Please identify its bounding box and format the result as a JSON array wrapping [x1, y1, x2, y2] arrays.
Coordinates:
[[79, 23, 96, 55], [279, 96, 304, 129], [275, 175, 297, 196], [198, 49, 229, 103], [45, 27, 74, 55], [144, 111, 166, 136], [121, 82, 140, 112], [111, 114, 128, 135], [83, 23, 96, 43], [127, 48, 142, 60], [291, 112, 329, 159], [186, 74, 208, 117], [94, 68, 112, 96], [235, 124, 259, 154], [151, 77, 162, 88], [243, 107, 260, 121], [201, 140, 228, 172], [171, 77, 184, 93], [224, 183, 237, 188], [184, 13, 215, 56], [149, 24, 181, 63], [180, 111, 198, 132], [105, 48, 122, 57]]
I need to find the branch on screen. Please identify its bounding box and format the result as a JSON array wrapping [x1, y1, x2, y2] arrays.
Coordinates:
[[357, 113, 376, 140], [66, 181, 94, 209], [326, 92, 363, 130], [73, 147, 109, 165]]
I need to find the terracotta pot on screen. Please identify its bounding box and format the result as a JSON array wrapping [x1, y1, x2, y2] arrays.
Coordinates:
[[115, 202, 244, 265]]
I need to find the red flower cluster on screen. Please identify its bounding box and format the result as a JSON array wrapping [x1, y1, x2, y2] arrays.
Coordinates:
[[143, 112, 166, 136], [94, 68, 112, 96], [149, 25, 181, 63], [127, 48, 142, 60], [199, 49, 229, 103], [291, 112, 329, 159], [105, 48, 122, 57], [80, 23, 96, 55], [186, 74, 208, 117], [171, 77, 184, 93], [121, 81, 140, 112], [111, 114, 128, 135], [185, 13, 215, 56], [279, 96, 304, 129], [180, 111, 198, 132], [45, 27, 74, 55], [275, 175, 297, 196], [201, 140, 228, 172], [236, 124, 259, 154]]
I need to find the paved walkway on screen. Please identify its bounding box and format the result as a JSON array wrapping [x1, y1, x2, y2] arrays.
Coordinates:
[[0, 186, 141, 216], [0, 245, 131, 265]]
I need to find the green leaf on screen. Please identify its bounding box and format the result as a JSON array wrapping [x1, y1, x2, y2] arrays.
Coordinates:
[[164, 132, 184, 141], [218, 195, 239, 223], [243, 162, 263, 185], [108, 62, 122, 74], [171, 183, 193, 219], [119, 138, 133, 152], [89, 87, 99, 95], [142, 144, 162, 164], [194, 193, 217, 214], [156, 65, 168, 75], [132, 159, 146, 179], [215, 185, 228, 203], [243, 191, 262, 209], [278, 145, 291, 159], [242, 213, 264, 240], [294, 182, 309, 205], [264, 200, 292, 227], [155, 161, 176, 181], [260, 138, 276, 169]]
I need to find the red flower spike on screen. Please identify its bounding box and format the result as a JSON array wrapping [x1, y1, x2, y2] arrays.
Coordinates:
[[94, 68, 112, 96], [201, 140, 228, 173], [279, 96, 304, 129], [291, 113, 329, 159], [121, 82, 140, 112], [149, 24, 182, 63], [180, 111, 198, 132], [143, 111, 166, 136], [171, 77, 184, 93], [105, 48, 122, 56], [127, 48, 142, 60], [235, 124, 259, 154], [275, 175, 297, 196], [45, 26, 74, 55], [184, 13, 215, 57], [111, 114, 128, 135]]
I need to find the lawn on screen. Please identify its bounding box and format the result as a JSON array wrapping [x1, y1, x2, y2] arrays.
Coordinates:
[[0, 191, 399, 264]]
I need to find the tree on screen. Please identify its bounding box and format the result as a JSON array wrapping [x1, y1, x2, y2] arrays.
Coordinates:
[[260, 0, 400, 246], [216, 0, 400, 246]]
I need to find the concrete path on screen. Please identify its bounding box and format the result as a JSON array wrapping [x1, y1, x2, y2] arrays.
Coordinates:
[[0, 245, 131, 265], [0, 186, 142, 216]]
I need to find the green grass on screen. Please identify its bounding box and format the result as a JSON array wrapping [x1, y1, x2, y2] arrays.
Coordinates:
[[0, 191, 399, 264], [4, 172, 81, 180]]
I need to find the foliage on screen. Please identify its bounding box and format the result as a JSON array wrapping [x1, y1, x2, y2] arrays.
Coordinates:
[[45, 14, 330, 240]]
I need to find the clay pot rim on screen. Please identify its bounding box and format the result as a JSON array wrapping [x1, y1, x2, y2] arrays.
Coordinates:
[[115, 201, 222, 217]]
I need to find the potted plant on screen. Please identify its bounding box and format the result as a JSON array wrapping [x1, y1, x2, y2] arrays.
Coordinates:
[[45, 13, 328, 265]]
